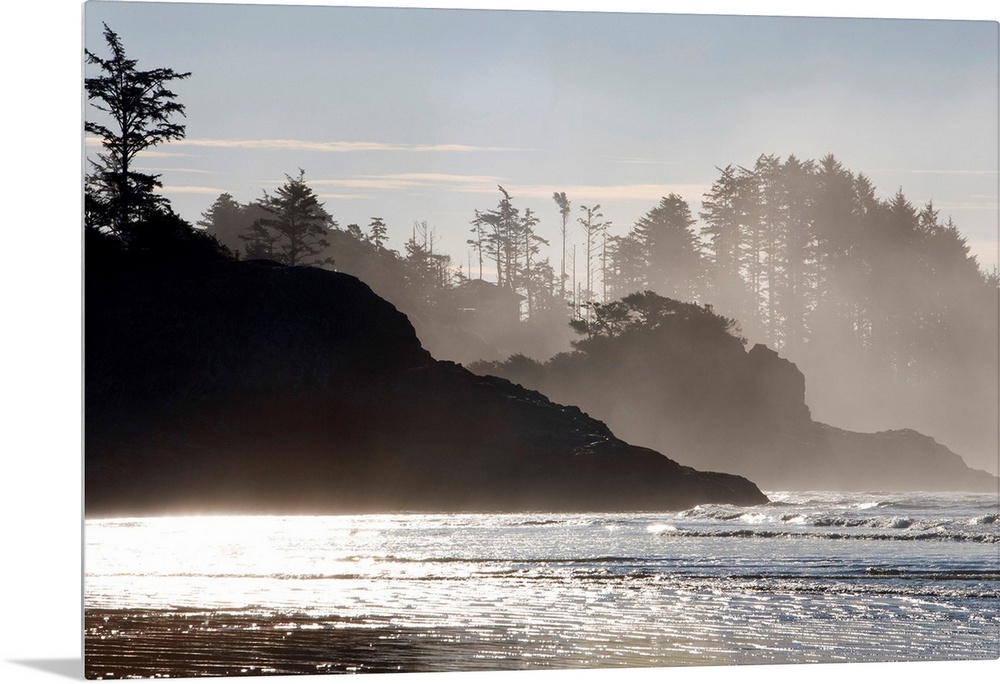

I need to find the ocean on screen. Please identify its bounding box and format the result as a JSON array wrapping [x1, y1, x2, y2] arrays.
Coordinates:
[[84, 491, 999, 679]]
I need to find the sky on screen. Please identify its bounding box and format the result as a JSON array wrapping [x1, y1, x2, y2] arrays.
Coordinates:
[[81, 0, 999, 276]]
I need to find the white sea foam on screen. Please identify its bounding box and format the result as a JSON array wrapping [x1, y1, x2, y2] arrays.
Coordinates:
[[646, 523, 677, 534]]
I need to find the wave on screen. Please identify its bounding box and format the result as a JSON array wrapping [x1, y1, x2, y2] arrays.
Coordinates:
[[653, 528, 999, 544], [511, 519, 565, 526], [862, 567, 999, 581], [852, 500, 897, 510], [94, 571, 375, 581], [89, 554, 693, 582], [379, 554, 675, 565], [811, 516, 915, 529], [765, 491, 998, 511], [674, 501, 998, 535]]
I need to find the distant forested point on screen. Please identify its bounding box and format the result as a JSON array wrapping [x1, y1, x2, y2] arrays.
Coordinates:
[[468, 290, 996, 492]]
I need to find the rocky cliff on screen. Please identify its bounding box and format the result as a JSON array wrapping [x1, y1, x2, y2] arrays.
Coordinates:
[[85, 260, 767, 515], [470, 298, 997, 493]]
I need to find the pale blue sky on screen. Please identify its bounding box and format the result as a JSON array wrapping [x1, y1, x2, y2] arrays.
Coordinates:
[[83, 1, 998, 274]]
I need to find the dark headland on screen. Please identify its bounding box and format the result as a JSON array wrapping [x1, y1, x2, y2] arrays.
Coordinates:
[[85, 260, 767, 516], [471, 296, 998, 493]]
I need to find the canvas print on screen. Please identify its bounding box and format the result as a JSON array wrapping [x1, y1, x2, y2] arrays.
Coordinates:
[[83, 1, 999, 679]]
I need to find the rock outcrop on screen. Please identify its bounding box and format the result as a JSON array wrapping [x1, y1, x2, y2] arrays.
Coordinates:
[[85, 260, 767, 515], [470, 300, 997, 493]]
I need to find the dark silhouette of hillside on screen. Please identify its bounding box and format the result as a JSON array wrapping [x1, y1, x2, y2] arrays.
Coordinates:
[[200, 191, 576, 364], [470, 292, 997, 492], [85, 261, 766, 515]]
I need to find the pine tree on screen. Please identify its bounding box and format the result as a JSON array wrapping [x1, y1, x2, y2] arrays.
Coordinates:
[[775, 155, 818, 354], [368, 217, 389, 252], [85, 23, 191, 237], [468, 214, 486, 281], [240, 170, 335, 266], [633, 194, 704, 303], [577, 204, 611, 318], [553, 192, 572, 302], [197, 193, 256, 255], [605, 233, 647, 300], [700, 165, 754, 324]]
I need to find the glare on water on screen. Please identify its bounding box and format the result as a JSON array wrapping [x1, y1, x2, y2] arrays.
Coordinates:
[[84, 493, 1000, 677]]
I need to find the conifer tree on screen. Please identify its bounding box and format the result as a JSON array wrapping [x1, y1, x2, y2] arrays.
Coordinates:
[[368, 217, 389, 252], [85, 23, 191, 237], [701, 165, 753, 323], [240, 170, 335, 266], [633, 194, 704, 303], [577, 204, 611, 316], [553, 192, 572, 301]]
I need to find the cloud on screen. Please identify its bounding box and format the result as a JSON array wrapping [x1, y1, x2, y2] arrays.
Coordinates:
[[134, 150, 191, 159], [310, 178, 421, 191], [503, 183, 713, 203], [316, 193, 374, 201], [968, 239, 999, 268], [935, 201, 1000, 211], [308, 173, 505, 193], [609, 157, 684, 166], [379, 173, 505, 185], [85, 137, 189, 158], [135, 167, 216, 175], [305, 174, 709, 204], [165, 138, 522, 154], [159, 185, 227, 195], [909, 169, 999, 176]]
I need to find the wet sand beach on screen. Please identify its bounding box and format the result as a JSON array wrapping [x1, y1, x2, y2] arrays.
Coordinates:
[[85, 608, 706, 678]]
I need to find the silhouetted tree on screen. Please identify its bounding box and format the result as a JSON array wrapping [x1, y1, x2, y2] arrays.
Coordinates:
[[553, 191, 571, 301], [605, 233, 647, 299], [405, 220, 452, 303], [809, 154, 864, 347], [468, 213, 487, 281], [701, 164, 755, 325], [747, 154, 784, 344], [473, 188, 512, 287], [240, 170, 335, 266], [633, 194, 705, 303], [518, 208, 550, 317], [196, 193, 270, 256], [571, 291, 743, 346], [523, 257, 558, 317], [474, 187, 548, 312], [491, 186, 521, 289], [85, 23, 191, 238], [773, 155, 819, 354], [368, 217, 389, 252], [577, 204, 611, 316], [197, 193, 242, 239], [84, 25, 229, 269]]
